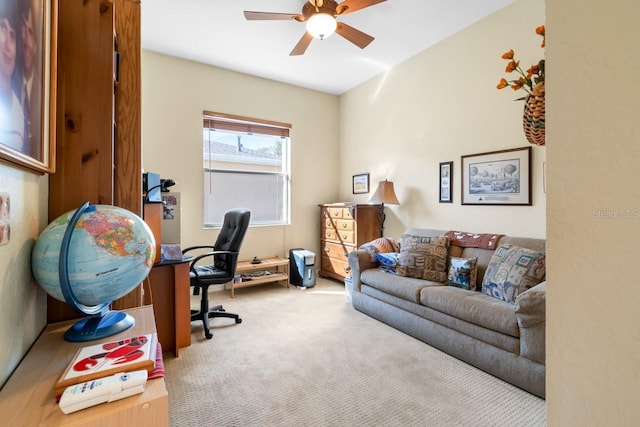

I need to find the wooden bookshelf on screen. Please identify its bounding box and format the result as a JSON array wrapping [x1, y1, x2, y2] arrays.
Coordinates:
[[230, 257, 290, 297]]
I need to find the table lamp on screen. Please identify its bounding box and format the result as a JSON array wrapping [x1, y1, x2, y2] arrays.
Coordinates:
[[369, 179, 399, 235]]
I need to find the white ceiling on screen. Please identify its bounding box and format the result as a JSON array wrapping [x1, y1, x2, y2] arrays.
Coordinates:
[[141, 0, 516, 95]]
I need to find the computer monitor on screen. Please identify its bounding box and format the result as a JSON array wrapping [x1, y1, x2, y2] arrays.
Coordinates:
[[143, 172, 162, 203]]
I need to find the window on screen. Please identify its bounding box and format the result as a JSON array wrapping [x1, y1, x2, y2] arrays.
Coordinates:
[[203, 112, 291, 227]]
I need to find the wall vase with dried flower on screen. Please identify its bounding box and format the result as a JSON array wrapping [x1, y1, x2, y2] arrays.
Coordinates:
[[497, 25, 546, 146], [523, 80, 545, 146]]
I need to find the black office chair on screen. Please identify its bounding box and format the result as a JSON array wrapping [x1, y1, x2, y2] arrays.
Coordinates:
[[182, 208, 250, 339]]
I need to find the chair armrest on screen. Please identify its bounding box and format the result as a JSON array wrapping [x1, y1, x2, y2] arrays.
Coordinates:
[[189, 250, 238, 269], [514, 281, 546, 363], [182, 245, 215, 254], [347, 249, 377, 292], [188, 250, 239, 285]]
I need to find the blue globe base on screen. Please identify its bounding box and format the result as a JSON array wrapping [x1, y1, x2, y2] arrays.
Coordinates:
[[64, 310, 135, 342]]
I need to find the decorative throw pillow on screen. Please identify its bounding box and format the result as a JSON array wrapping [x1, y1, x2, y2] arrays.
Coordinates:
[[359, 237, 400, 262], [396, 234, 449, 282], [374, 252, 400, 274], [374, 252, 400, 268], [447, 257, 478, 290], [482, 244, 546, 304]]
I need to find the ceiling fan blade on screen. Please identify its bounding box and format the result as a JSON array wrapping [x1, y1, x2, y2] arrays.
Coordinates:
[[244, 11, 304, 21], [290, 32, 314, 56], [335, 22, 374, 49], [336, 0, 386, 15]]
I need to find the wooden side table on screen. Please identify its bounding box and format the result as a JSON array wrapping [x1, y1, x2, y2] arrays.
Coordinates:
[[147, 256, 192, 356], [0, 306, 168, 426], [230, 257, 290, 297]]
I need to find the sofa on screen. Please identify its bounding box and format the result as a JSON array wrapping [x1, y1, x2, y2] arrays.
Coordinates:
[[347, 228, 546, 398]]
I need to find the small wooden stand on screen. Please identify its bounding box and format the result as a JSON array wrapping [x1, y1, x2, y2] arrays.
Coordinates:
[[230, 257, 289, 297]]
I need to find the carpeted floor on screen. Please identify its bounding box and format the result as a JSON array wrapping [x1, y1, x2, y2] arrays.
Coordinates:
[[164, 278, 546, 426]]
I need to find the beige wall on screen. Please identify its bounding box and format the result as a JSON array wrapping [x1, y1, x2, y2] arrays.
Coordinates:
[[141, 52, 339, 260], [339, 0, 546, 239], [0, 165, 48, 387], [547, 0, 640, 424]]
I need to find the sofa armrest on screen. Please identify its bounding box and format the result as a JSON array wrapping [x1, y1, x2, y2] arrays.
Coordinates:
[[514, 281, 546, 364], [348, 250, 376, 292]]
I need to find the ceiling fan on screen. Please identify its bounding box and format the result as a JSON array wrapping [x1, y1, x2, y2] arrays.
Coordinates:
[[244, 0, 387, 56]]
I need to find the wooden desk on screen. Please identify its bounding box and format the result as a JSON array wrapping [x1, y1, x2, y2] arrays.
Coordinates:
[[0, 306, 168, 426], [230, 257, 290, 297], [147, 257, 191, 356]]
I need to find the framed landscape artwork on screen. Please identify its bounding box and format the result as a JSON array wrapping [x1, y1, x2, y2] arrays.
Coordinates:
[[439, 161, 453, 203], [352, 173, 369, 194], [461, 147, 532, 205], [0, 0, 57, 174]]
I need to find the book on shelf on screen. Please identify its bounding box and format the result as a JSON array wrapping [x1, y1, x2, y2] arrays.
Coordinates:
[[54, 333, 157, 397]]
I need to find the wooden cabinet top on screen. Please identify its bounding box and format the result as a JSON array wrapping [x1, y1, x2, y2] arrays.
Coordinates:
[[0, 306, 168, 426], [319, 202, 382, 208]]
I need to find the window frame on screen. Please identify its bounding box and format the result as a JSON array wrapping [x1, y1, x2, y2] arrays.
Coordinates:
[[202, 111, 292, 228]]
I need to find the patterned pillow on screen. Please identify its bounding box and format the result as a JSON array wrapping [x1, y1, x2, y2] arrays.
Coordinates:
[[374, 252, 400, 268], [447, 257, 478, 290], [374, 252, 400, 274], [482, 244, 546, 304], [396, 234, 449, 282], [359, 237, 400, 261]]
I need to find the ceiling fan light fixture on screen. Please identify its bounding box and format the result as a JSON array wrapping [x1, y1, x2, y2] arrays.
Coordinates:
[[306, 13, 337, 40]]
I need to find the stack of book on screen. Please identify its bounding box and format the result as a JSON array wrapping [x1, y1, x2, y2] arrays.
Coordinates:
[[54, 333, 163, 397]]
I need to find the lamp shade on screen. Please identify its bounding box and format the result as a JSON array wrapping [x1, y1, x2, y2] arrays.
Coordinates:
[[369, 180, 399, 205], [306, 13, 337, 39]]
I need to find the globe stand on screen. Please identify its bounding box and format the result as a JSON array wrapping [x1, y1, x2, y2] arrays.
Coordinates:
[[63, 310, 134, 342], [59, 201, 136, 342]]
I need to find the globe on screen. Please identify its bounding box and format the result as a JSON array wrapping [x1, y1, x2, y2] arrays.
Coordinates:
[[32, 202, 156, 342]]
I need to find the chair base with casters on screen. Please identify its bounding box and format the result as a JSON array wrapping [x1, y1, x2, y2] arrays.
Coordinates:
[[182, 208, 251, 339], [190, 283, 242, 339]]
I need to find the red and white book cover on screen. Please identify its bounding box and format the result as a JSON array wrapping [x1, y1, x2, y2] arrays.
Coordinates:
[[54, 334, 157, 396]]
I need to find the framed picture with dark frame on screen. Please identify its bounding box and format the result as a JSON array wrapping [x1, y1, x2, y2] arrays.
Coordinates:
[[439, 161, 453, 203], [352, 173, 370, 194], [0, 0, 57, 174], [461, 146, 532, 206]]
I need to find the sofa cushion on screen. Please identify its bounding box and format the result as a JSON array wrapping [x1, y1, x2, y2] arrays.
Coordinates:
[[447, 256, 478, 290], [420, 286, 519, 337], [359, 237, 400, 261], [361, 268, 443, 304], [482, 244, 546, 304], [396, 234, 449, 282]]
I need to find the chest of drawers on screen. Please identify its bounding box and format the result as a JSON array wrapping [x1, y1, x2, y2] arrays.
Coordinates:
[[319, 203, 382, 281]]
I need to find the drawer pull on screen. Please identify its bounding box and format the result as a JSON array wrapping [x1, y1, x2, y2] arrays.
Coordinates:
[[341, 223, 347, 228], [341, 234, 348, 240], [324, 247, 330, 253]]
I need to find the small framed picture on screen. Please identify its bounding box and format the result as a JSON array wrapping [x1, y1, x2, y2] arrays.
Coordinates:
[[352, 173, 370, 194], [439, 161, 453, 203]]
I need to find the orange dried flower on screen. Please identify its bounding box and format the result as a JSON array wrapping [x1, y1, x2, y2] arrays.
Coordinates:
[[505, 60, 519, 73], [536, 25, 546, 47], [497, 25, 545, 100], [502, 49, 515, 60]]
